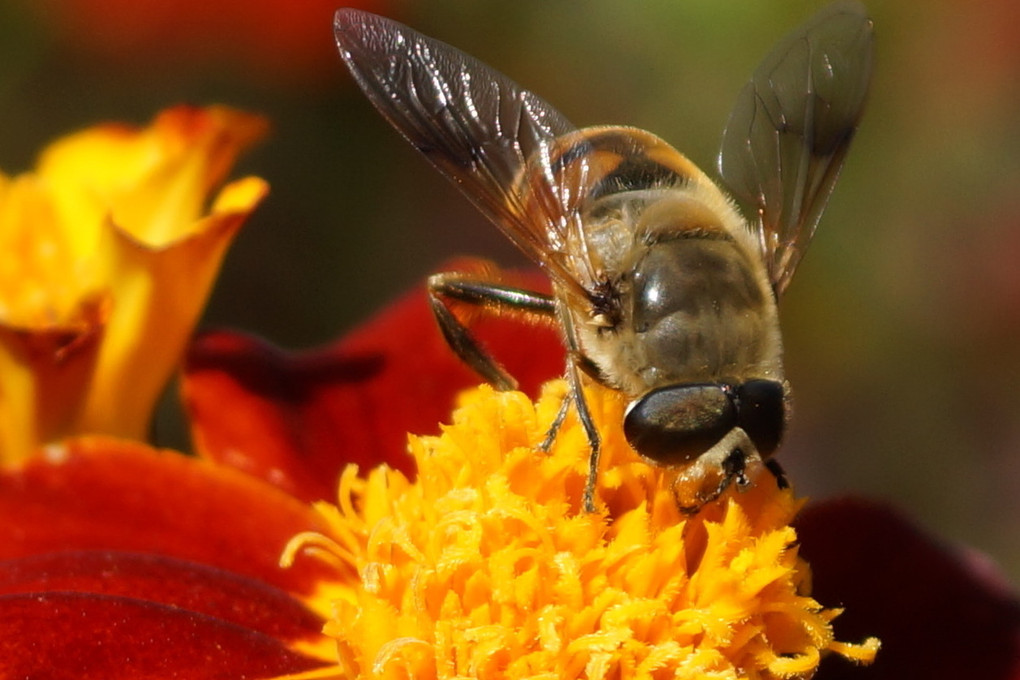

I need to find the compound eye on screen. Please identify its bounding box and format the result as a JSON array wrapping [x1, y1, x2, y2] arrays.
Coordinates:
[[736, 379, 786, 457], [624, 384, 737, 466]]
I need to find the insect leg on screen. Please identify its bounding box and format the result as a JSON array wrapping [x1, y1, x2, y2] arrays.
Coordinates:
[[538, 391, 573, 452], [427, 271, 556, 391], [557, 305, 601, 513], [673, 428, 762, 514], [765, 458, 789, 489], [570, 364, 602, 513]]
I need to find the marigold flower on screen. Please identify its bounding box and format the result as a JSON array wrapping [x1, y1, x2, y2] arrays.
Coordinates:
[[3, 285, 1017, 677], [286, 381, 880, 680], [0, 105, 268, 461]]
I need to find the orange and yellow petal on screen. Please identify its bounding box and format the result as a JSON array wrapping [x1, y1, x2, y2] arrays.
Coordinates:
[[74, 176, 266, 440], [287, 381, 880, 680], [0, 106, 268, 461], [36, 105, 267, 249]]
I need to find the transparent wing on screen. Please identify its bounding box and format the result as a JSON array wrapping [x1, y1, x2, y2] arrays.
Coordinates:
[[334, 9, 591, 298], [718, 0, 874, 296]]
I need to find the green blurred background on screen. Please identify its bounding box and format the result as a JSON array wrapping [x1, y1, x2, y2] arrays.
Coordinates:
[[1, 0, 1017, 582]]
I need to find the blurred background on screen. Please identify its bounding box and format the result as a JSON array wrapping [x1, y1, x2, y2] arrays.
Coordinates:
[[1, 0, 1017, 582]]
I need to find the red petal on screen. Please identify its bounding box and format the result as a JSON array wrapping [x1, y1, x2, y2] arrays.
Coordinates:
[[0, 438, 340, 596], [798, 498, 1020, 680], [183, 276, 564, 502], [0, 592, 327, 678], [0, 550, 324, 644]]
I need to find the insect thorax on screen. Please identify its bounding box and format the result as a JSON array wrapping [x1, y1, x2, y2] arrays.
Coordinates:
[[574, 181, 784, 398]]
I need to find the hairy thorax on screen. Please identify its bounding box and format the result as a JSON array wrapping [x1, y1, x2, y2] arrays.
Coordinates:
[[571, 189, 784, 398]]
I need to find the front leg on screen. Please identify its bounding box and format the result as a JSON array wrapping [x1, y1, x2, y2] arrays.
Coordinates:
[[556, 304, 603, 513], [428, 270, 557, 391], [432, 270, 603, 514], [672, 427, 764, 514]]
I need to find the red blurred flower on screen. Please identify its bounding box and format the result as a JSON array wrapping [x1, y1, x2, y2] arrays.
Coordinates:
[[27, 0, 393, 83], [797, 498, 1020, 680]]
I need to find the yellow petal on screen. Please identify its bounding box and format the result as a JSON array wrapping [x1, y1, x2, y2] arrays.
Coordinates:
[[0, 174, 97, 326], [37, 105, 270, 248], [75, 176, 269, 438], [0, 106, 268, 462]]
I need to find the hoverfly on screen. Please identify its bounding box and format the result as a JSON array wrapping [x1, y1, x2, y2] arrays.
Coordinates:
[[334, 2, 874, 513]]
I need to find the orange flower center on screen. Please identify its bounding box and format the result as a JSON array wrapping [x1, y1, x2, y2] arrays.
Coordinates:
[[285, 381, 880, 679]]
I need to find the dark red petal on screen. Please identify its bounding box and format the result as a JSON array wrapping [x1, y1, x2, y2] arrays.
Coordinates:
[[0, 550, 324, 644], [0, 437, 344, 596], [798, 498, 1020, 680], [183, 276, 564, 502], [0, 592, 328, 679]]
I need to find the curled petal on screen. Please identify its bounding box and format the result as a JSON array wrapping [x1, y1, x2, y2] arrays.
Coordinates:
[[36, 105, 269, 248], [0, 106, 268, 461], [75, 179, 268, 439]]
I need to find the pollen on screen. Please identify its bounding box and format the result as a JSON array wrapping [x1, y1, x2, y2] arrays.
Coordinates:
[[286, 381, 879, 680]]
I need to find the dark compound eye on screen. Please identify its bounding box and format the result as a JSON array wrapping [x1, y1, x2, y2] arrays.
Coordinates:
[[735, 379, 786, 457], [623, 384, 736, 466], [623, 379, 787, 465]]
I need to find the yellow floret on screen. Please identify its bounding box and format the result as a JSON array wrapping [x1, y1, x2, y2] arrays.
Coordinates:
[[284, 380, 879, 680]]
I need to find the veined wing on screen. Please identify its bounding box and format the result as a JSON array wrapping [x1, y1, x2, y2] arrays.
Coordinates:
[[334, 9, 596, 301], [718, 0, 874, 296]]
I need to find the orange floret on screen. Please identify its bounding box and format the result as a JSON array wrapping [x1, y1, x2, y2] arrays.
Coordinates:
[[284, 381, 879, 680]]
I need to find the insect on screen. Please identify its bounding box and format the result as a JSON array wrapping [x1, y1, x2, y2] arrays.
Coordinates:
[[334, 2, 874, 513]]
